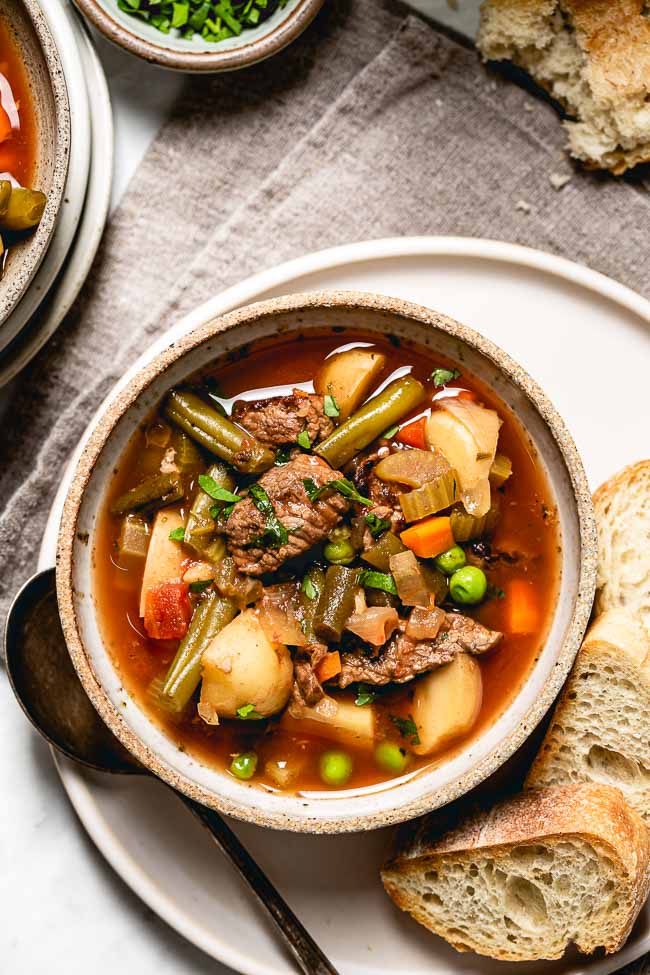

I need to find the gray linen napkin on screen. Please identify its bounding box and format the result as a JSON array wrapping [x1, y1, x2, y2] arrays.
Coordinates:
[[2, 8, 650, 633]]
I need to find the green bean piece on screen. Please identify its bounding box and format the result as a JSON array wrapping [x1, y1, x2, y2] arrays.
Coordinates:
[[300, 565, 326, 640], [313, 565, 360, 643], [184, 461, 234, 558], [315, 375, 426, 468], [165, 389, 275, 474], [110, 472, 183, 516], [170, 428, 205, 473], [0, 180, 11, 218], [161, 593, 238, 712], [361, 532, 407, 572], [0, 187, 47, 231]]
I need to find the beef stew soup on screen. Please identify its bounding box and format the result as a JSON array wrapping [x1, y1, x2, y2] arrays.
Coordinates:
[[0, 17, 48, 272], [95, 331, 560, 794]]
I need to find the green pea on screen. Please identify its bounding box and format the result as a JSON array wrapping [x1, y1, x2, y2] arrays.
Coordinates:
[[323, 539, 356, 565], [375, 742, 410, 775], [449, 565, 487, 605], [230, 751, 258, 780], [434, 544, 466, 576], [319, 750, 353, 787]]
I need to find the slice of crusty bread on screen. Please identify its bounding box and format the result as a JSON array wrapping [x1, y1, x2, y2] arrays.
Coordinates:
[[477, 0, 650, 173], [593, 460, 650, 627], [526, 609, 650, 821], [381, 783, 650, 961]]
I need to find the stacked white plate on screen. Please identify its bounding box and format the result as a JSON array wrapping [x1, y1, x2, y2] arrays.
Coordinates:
[[0, 0, 113, 386]]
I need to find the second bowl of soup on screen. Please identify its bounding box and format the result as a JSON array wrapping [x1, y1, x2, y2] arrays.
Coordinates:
[[57, 291, 596, 832]]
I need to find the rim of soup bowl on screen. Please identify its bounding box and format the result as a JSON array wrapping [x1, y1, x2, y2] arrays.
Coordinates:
[[56, 291, 597, 833]]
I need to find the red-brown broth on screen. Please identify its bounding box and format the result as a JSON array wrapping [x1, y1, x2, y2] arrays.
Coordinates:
[[94, 330, 560, 794]]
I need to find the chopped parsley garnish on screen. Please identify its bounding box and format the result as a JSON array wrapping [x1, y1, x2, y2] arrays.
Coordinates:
[[115, 0, 289, 45], [328, 478, 372, 506], [359, 569, 398, 596], [249, 483, 288, 549], [302, 476, 372, 507], [301, 575, 318, 600], [390, 714, 421, 746], [189, 579, 213, 593], [323, 393, 340, 418], [381, 424, 399, 440], [365, 511, 391, 539], [296, 430, 312, 450], [168, 526, 186, 541], [355, 684, 377, 707], [274, 447, 291, 466], [431, 367, 461, 387], [236, 703, 263, 720], [210, 502, 236, 522], [198, 474, 240, 504]]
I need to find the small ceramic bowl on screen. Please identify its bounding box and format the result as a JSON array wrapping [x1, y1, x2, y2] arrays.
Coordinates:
[[57, 291, 598, 833], [0, 0, 70, 329], [72, 0, 325, 72]]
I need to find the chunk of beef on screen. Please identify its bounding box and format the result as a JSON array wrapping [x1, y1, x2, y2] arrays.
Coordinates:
[[225, 454, 349, 575], [231, 390, 334, 448], [349, 447, 405, 538], [338, 613, 501, 687], [292, 643, 328, 707]]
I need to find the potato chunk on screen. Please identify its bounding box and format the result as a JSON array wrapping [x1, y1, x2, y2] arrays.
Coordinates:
[[198, 609, 293, 724], [281, 694, 375, 748], [138, 508, 185, 617], [314, 348, 386, 419], [412, 654, 482, 756]]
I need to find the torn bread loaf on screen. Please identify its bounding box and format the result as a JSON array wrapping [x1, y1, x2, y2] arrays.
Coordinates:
[[593, 460, 650, 626], [381, 783, 650, 961], [478, 0, 650, 173], [526, 609, 650, 821]]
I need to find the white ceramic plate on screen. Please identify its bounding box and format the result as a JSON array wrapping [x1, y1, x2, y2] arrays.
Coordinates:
[[40, 238, 650, 975], [0, 0, 91, 356], [0, 3, 112, 384]]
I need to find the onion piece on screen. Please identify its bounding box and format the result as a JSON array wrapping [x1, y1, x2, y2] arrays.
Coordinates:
[[0, 74, 20, 132], [389, 550, 430, 607], [257, 583, 307, 646], [346, 605, 399, 646], [406, 604, 445, 640]]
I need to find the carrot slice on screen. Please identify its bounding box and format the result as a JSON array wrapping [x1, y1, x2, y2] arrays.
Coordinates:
[[400, 515, 454, 559], [396, 416, 427, 450], [457, 389, 478, 403], [315, 650, 342, 683], [506, 579, 539, 634], [144, 581, 192, 641]]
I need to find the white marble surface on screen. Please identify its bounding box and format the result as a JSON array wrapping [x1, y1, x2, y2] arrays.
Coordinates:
[[1, 4, 481, 973]]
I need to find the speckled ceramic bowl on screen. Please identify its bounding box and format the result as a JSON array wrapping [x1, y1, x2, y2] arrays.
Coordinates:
[[72, 0, 324, 72], [57, 291, 597, 833], [0, 0, 70, 330]]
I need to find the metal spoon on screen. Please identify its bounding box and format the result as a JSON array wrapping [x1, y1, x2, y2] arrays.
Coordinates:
[[5, 568, 340, 975]]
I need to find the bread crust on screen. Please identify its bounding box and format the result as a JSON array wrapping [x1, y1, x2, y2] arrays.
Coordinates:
[[478, 0, 650, 173], [382, 784, 650, 960], [593, 460, 650, 623]]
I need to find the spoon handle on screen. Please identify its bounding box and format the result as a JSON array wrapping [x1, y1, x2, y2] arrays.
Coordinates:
[[179, 795, 341, 975]]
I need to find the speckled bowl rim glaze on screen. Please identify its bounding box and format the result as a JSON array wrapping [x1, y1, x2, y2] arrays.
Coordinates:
[[72, 0, 324, 72], [0, 0, 71, 327], [56, 291, 597, 833]]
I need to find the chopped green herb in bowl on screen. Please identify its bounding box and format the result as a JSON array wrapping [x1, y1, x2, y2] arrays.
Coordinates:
[[116, 0, 288, 43]]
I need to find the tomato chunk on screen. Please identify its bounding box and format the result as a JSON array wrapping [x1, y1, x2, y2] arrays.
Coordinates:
[[396, 416, 427, 450], [144, 581, 192, 640]]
